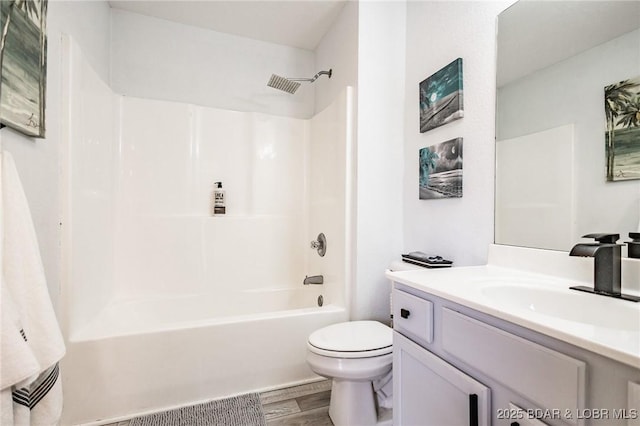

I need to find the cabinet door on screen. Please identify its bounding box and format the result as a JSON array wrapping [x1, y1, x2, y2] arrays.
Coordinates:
[[394, 332, 491, 426]]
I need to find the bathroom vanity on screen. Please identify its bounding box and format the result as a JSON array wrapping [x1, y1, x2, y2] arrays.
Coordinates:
[[387, 245, 640, 426]]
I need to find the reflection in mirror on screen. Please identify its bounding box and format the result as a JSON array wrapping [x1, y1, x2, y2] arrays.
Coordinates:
[[495, 0, 640, 251]]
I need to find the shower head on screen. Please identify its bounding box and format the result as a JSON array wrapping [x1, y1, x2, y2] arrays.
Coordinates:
[[267, 69, 332, 94], [267, 74, 302, 94]]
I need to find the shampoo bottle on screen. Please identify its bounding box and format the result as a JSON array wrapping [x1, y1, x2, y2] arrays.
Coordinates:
[[212, 182, 226, 216]]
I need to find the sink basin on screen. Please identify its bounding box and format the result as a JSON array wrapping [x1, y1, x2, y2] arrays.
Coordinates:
[[480, 284, 640, 331]]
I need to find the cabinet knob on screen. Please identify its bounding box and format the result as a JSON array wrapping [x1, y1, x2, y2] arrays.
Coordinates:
[[400, 308, 411, 319]]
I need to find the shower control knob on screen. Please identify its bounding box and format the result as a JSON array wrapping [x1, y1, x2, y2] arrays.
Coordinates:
[[310, 233, 327, 257]]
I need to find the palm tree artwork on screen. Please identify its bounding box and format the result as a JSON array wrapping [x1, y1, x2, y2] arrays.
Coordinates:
[[419, 148, 439, 187], [0, 0, 48, 138], [419, 138, 463, 199], [604, 76, 640, 181]]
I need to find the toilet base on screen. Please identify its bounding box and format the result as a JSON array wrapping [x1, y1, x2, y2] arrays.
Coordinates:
[[329, 378, 383, 426]]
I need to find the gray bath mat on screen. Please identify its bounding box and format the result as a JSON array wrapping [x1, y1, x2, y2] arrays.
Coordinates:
[[130, 393, 267, 426]]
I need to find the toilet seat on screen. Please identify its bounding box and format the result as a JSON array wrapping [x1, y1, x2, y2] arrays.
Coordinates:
[[308, 321, 392, 359]]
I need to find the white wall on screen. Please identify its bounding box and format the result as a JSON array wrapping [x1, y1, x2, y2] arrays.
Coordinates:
[[308, 87, 354, 309], [314, 0, 358, 115], [354, 1, 406, 322], [313, 0, 358, 314], [1, 0, 112, 310], [114, 97, 309, 298], [403, 1, 511, 267], [110, 9, 316, 119]]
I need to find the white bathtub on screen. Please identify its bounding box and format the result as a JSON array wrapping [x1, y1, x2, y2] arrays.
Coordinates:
[[61, 289, 347, 425], [70, 287, 330, 341]]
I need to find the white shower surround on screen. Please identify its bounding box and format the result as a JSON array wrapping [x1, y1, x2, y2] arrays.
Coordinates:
[[59, 36, 353, 424]]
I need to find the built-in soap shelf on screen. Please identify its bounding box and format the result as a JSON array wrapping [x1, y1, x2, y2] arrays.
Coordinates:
[[140, 214, 296, 219], [204, 214, 296, 219]]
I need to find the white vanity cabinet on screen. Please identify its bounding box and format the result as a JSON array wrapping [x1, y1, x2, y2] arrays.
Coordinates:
[[392, 284, 639, 426], [394, 331, 491, 426]]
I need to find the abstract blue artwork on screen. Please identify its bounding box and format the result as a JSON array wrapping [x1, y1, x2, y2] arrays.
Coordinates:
[[419, 58, 463, 133]]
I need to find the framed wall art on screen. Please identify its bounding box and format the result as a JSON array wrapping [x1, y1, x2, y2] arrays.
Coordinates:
[[419, 137, 463, 199], [0, 0, 48, 138], [605, 76, 640, 181], [419, 58, 463, 133]]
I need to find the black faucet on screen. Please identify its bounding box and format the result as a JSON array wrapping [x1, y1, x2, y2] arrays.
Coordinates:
[[569, 233, 640, 302], [627, 232, 640, 258]]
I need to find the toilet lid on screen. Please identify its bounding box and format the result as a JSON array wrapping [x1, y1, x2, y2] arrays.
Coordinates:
[[308, 321, 392, 358]]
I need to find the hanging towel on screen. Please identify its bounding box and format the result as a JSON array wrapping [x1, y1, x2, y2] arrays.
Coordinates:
[[372, 368, 393, 410], [1, 151, 66, 425]]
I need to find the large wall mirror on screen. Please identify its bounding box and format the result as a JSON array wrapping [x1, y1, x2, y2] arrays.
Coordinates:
[[496, 0, 640, 251]]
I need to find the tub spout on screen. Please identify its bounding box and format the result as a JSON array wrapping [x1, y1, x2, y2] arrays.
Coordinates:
[[303, 275, 324, 285]]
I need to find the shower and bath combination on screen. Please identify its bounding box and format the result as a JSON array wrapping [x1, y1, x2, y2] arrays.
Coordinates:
[[62, 25, 352, 422], [267, 69, 333, 94]]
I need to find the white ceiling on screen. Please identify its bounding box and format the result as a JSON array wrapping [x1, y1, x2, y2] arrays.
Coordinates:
[[108, 0, 347, 50], [498, 0, 640, 87]]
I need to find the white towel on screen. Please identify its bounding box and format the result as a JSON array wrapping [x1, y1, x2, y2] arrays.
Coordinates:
[[1, 151, 66, 425], [372, 368, 393, 410]]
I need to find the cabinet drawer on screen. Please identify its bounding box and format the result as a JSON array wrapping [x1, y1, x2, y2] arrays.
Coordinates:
[[393, 289, 433, 346], [442, 308, 585, 426]]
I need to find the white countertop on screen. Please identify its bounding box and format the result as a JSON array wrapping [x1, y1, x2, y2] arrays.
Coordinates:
[[386, 264, 640, 369]]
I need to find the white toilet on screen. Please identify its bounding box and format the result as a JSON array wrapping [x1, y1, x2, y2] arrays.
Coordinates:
[[306, 320, 393, 426]]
